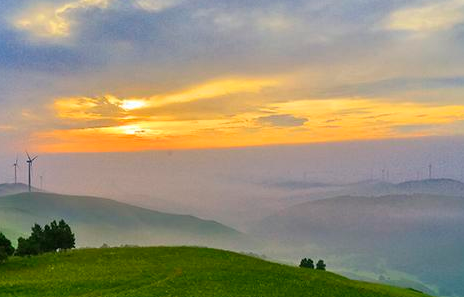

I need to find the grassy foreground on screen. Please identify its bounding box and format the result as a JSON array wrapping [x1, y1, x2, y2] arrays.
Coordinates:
[[0, 247, 429, 297]]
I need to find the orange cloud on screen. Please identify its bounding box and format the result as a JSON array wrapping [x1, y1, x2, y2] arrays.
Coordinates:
[[35, 80, 464, 153]]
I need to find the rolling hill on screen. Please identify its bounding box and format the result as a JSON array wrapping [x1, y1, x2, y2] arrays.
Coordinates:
[[0, 192, 253, 250], [252, 194, 464, 296], [0, 246, 430, 297], [0, 183, 41, 197]]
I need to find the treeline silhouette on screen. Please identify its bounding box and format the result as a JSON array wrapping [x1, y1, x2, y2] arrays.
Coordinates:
[[0, 220, 75, 262], [300, 258, 326, 270]]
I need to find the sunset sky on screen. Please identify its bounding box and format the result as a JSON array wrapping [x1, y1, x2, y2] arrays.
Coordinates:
[[1, 0, 464, 153]]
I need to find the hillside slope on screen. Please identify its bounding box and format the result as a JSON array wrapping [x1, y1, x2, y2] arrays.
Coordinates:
[[253, 194, 464, 296], [0, 247, 430, 297], [0, 183, 41, 197], [0, 192, 252, 250]]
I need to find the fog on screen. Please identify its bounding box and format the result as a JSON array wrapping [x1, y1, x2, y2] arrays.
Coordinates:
[[1, 136, 464, 230]]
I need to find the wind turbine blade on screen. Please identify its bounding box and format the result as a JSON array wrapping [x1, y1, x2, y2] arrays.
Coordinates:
[[26, 151, 31, 161], [32, 156, 38, 162]]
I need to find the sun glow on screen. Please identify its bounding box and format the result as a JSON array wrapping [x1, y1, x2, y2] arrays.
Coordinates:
[[121, 100, 146, 111], [38, 91, 464, 153]]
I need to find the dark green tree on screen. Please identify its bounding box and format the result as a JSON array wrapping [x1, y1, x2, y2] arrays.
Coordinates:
[[0, 247, 7, 263], [316, 260, 326, 271], [57, 220, 75, 250], [29, 224, 45, 251], [43, 221, 60, 252], [0, 232, 15, 256], [299, 258, 314, 269], [16, 237, 40, 257]]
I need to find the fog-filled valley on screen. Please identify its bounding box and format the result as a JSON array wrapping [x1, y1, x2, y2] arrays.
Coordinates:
[[1, 136, 464, 296], [2, 137, 464, 229]]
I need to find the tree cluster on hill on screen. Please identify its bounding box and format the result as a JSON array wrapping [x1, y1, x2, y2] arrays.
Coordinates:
[[0, 220, 76, 263], [16, 220, 75, 257], [300, 258, 326, 271]]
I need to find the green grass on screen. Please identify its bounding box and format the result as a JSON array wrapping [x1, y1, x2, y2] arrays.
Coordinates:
[[0, 247, 430, 297]]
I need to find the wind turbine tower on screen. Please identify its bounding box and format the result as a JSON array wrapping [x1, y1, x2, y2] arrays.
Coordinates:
[[428, 164, 433, 180], [26, 152, 38, 193], [13, 157, 19, 184]]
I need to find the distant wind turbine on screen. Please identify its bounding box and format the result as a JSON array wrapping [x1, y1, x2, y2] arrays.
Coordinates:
[[26, 152, 38, 193], [13, 156, 19, 184]]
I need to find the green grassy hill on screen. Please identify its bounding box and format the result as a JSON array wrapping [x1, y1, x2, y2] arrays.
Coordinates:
[[0, 247, 430, 297], [0, 192, 251, 250]]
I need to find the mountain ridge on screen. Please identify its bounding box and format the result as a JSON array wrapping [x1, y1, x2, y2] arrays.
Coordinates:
[[0, 191, 254, 250]]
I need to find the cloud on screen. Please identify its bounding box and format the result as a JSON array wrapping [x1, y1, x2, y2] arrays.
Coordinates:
[[52, 77, 280, 127], [257, 114, 308, 127], [387, 0, 464, 32], [2, 0, 464, 152], [327, 76, 464, 102], [134, 0, 184, 12], [12, 0, 111, 40], [10, 0, 184, 41]]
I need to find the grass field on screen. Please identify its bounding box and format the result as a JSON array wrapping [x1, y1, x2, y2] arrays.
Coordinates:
[[0, 247, 430, 297]]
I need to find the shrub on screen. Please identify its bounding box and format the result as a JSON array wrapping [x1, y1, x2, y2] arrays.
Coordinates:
[[299, 258, 314, 269], [316, 260, 326, 271]]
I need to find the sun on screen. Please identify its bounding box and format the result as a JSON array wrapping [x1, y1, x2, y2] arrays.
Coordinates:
[[121, 100, 146, 111]]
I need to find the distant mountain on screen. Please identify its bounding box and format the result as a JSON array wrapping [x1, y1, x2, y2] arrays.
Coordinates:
[[342, 178, 464, 197], [395, 179, 464, 196], [0, 192, 254, 250], [0, 183, 41, 197], [252, 194, 464, 297], [275, 179, 464, 204]]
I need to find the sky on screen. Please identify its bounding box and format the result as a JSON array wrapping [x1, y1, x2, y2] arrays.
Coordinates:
[[1, 0, 464, 153]]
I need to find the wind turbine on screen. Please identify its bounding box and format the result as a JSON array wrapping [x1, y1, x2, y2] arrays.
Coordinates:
[[13, 156, 19, 184], [26, 152, 38, 193]]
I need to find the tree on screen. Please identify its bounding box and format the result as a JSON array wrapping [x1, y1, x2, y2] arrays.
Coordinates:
[[16, 237, 40, 257], [316, 260, 326, 271], [43, 221, 60, 252], [0, 232, 14, 256], [57, 220, 75, 250], [299, 258, 314, 269], [0, 247, 7, 264], [29, 224, 45, 251]]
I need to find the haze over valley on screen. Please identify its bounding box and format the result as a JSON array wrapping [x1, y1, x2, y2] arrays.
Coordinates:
[[1, 137, 464, 296]]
